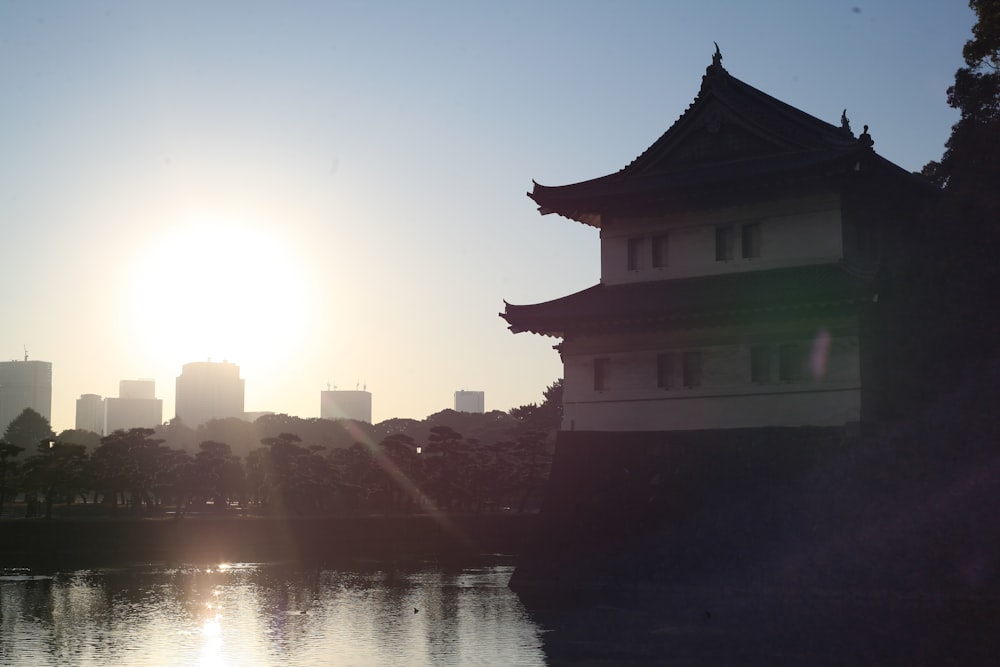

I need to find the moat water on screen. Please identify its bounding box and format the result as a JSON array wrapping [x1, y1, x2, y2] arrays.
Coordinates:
[[3, 562, 998, 665], [0, 562, 544, 666]]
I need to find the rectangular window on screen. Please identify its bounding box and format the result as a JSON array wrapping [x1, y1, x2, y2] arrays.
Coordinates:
[[651, 234, 669, 268], [778, 344, 802, 382], [715, 226, 734, 261], [656, 352, 673, 389], [627, 237, 643, 271], [750, 345, 771, 383], [682, 350, 702, 388], [741, 222, 761, 258], [855, 223, 878, 259], [594, 357, 609, 391]]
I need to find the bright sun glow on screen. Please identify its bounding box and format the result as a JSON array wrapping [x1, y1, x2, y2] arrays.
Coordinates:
[[130, 217, 311, 370]]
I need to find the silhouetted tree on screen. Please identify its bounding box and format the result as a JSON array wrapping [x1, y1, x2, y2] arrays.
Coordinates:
[[509, 379, 563, 434], [90, 428, 166, 512], [195, 418, 259, 460], [919, 0, 1000, 371], [56, 428, 102, 452], [423, 426, 472, 510], [510, 430, 554, 512], [0, 441, 24, 516], [154, 417, 196, 453], [256, 432, 317, 514], [2, 408, 55, 454], [189, 441, 243, 510], [20, 439, 89, 519]]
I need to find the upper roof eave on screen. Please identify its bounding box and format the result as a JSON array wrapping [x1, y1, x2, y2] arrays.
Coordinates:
[[527, 50, 929, 225], [501, 262, 875, 337]]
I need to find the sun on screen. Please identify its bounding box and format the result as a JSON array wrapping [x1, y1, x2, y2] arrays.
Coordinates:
[[129, 216, 311, 371]]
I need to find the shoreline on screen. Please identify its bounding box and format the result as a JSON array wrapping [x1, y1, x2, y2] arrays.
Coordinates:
[[0, 512, 537, 568]]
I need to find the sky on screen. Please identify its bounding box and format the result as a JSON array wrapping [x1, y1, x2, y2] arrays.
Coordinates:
[[0, 1, 976, 431]]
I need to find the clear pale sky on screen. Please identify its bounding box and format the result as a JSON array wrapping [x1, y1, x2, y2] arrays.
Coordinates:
[[0, 1, 974, 431]]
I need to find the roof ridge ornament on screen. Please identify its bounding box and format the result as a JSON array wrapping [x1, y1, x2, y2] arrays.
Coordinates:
[[858, 124, 874, 148], [701, 42, 727, 92], [840, 109, 854, 136]]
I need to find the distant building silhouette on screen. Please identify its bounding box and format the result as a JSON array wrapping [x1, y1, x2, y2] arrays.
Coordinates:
[[106, 379, 163, 433], [75, 393, 105, 435], [502, 50, 933, 431], [454, 390, 485, 414], [0, 359, 52, 434], [321, 389, 372, 423], [175, 361, 245, 428]]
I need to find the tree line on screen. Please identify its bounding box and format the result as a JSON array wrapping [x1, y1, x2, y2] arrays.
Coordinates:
[[0, 381, 562, 520]]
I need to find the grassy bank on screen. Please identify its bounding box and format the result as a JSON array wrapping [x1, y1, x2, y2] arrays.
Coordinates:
[[0, 512, 536, 568]]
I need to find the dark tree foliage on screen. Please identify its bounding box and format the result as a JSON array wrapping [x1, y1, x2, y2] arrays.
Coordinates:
[[20, 440, 89, 519], [90, 428, 167, 512], [0, 441, 25, 515], [919, 0, 1000, 371], [56, 429, 102, 452], [508, 379, 562, 433], [2, 408, 55, 454], [0, 382, 560, 518]]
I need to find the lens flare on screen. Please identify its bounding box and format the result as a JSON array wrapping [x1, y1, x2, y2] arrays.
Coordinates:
[[810, 328, 831, 379]]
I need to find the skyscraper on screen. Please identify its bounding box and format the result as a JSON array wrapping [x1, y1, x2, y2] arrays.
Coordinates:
[[106, 379, 163, 433], [454, 390, 485, 414], [75, 393, 105, 435], [175, 361, 245, 428], [0, 359, 53, 434], [320, 389, 372, 423]]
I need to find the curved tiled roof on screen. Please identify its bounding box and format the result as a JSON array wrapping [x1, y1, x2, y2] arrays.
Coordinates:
[[528, 52, 910, 226], [501, 263, 875, 337]]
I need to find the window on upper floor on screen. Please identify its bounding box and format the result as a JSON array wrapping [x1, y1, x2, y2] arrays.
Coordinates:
[[854, 222, 878, 259], [750, 345, 771, 383], [682, 350, 702, 388], [778, 344, 802, 382], [741, 222, 761, 259], [627, 237, 643, 271], [594, 357, 610, 391], [651, 233, 669, 268], [656, 352, 673, 389], [715, 226, 734, 261]]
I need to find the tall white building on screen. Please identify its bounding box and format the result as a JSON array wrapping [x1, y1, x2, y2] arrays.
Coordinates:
[[175, 361, 245, 428], [0, 359, 53, 434], [106, 379, 163, 433], [75, 393, 105, 435], [321, 389, 372, 423], [454, 390, 485, 414]]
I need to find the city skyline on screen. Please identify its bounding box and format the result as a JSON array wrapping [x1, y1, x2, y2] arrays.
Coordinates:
[[0, 2, 976, 432]]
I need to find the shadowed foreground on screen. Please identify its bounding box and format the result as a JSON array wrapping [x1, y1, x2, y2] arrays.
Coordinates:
[[0, 513, 535, 567]]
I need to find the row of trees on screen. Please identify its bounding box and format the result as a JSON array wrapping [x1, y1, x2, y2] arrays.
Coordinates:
[[0, 381, 563, 519]]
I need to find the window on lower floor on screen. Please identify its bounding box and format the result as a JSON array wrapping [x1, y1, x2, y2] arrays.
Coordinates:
[[715, 226, 734, 261], [594, 357, 610, 391], [627, 237, 643, 271], [656, 352, 673, 389], [651, 233, 669, 268], [741, 222, 761, 259], [750, 345, 771, 383], [778, 344, 802, 382], [682, 350, 702, 388]]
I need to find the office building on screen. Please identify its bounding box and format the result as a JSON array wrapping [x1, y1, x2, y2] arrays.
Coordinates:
[[0, 359, 53, 434], [75, 393, 105, 435], [454, 390, 485, 414], [106, 379, 163, 433], [321, 389, 372, 423], [175, 361, 245, 428]]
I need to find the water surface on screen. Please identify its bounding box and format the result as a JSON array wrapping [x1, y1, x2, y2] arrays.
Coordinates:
[[0, 562, 545, 666]]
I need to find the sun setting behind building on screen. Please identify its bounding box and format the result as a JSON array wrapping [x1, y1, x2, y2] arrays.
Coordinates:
[[128, 217, 312, 371]]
